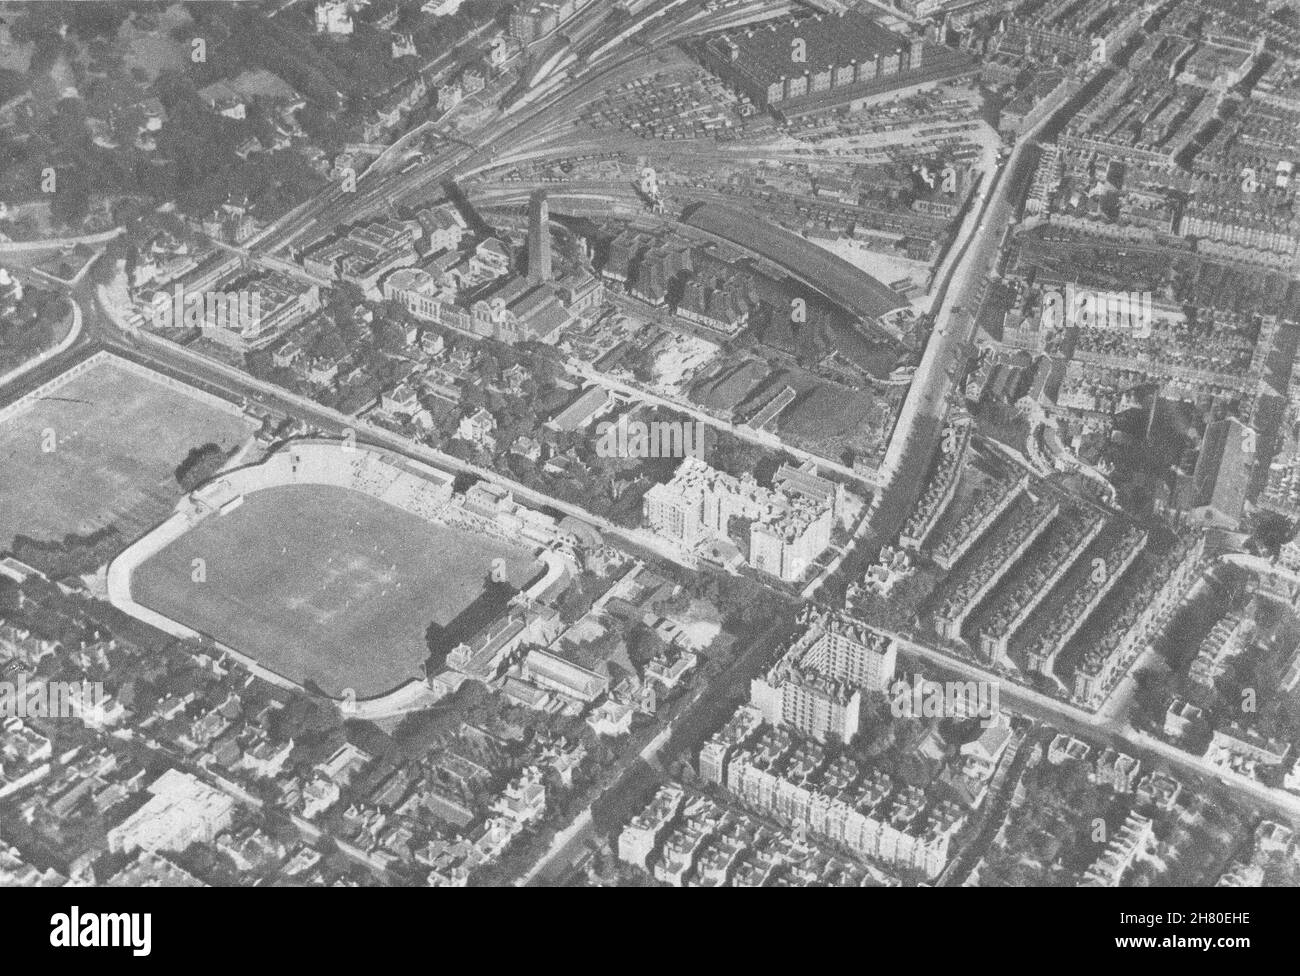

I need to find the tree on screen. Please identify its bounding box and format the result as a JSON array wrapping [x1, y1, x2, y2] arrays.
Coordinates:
[[558, 582, 590, 625], [174, 443, 229, 492], [1251, 512, 1294, 558], [1132, 662, 1176, 724], [627, 625, 667, 669], [896, 753, 932, 788], [0, 577, 21, 615], [372, 318, 407, 354]]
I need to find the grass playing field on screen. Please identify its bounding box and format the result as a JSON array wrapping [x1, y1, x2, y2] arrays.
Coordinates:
[[131, 484, 541, 698], [0, 358, 254, 547]]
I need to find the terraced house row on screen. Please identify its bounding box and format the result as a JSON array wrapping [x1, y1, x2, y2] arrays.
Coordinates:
[[928, 474, 1028, 571], [898, 418, 972, 551], [932, 493, 1059, 641], [1188, 598, 1256, 694], [1070, 307, 1271, 399], [1072, 534, 1205, 708], [716, 724, 965, 880], [618, 783, 883, 887], [1020, 523, 1148, 681], [974, 507, 1104, 662]]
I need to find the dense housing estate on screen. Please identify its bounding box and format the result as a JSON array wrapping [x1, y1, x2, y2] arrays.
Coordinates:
[[1, 0, 1298, 899]]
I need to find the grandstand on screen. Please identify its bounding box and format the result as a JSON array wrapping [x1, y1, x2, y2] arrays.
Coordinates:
[[111, 441, 569, 701], [191, 441, 455, 525], [186, 440, 586, 559]]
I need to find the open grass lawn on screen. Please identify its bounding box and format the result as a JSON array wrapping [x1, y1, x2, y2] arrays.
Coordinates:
[[133, 484, 540, 698], [0, 358, 254, 547]]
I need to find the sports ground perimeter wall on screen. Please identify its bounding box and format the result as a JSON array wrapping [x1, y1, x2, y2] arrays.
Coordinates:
[[0, 349, 247, 427], [105, 440, 459, 714]]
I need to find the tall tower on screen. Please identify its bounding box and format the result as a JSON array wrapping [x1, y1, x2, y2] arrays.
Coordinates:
[[527, 188, 552, 283]]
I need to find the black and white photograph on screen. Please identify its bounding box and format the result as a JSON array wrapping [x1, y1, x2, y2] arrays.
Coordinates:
[[0, 0, 1291, 951]]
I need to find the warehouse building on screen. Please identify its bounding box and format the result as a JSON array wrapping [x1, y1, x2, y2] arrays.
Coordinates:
[[699, 10, 927, 116]]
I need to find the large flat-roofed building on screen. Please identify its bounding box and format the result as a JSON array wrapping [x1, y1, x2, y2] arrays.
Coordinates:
[[107, 769, 235, 855], [1192, 417, 1254, 527], [642, 456, 836, 582], [509, 0, 598, 44], [699, 10, 926, 116], [749, 608, 897, 742], [618, 784, 685, 869], [522, 648, 608, 702], [302, 219, 417, 295], [547, 385, 615, 433], [698, 706, 765, 785]]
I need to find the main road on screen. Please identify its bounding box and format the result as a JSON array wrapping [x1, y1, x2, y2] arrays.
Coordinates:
[[879, 626, 1300, 824], [839, 81, 1060, 581], [92, 288, 706, 574]]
